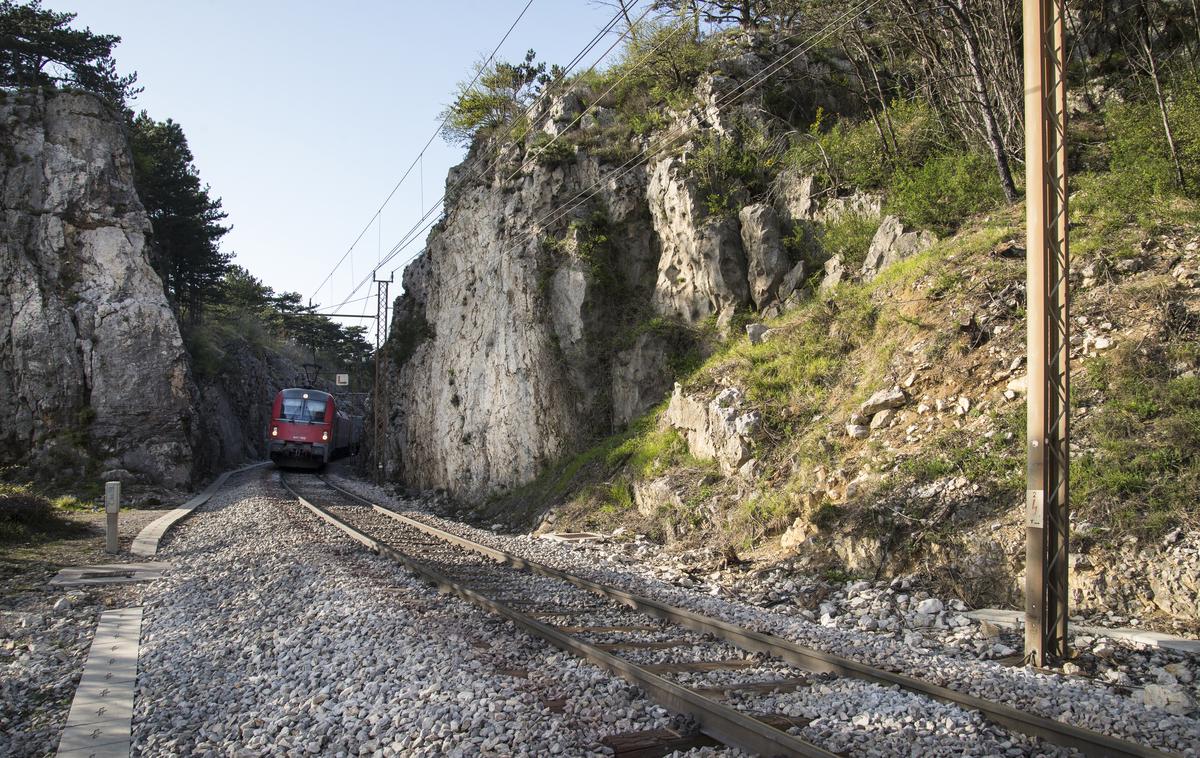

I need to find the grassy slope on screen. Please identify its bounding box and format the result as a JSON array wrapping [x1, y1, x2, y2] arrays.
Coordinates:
[[496, 185, 1197, 596]]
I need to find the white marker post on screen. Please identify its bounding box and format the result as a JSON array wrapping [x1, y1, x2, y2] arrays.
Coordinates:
[[104, 481, 120, 554]]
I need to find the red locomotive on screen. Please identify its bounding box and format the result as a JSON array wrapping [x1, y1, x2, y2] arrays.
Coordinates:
[[268, 388, 363, 468]]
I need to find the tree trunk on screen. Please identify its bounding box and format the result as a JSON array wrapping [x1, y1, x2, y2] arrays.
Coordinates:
[[948, 0, 1019, 202], [1141, 30, 1187, 189]]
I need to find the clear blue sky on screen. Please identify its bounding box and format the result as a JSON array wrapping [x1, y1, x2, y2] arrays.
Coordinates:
[[67, 0, 628, 323]]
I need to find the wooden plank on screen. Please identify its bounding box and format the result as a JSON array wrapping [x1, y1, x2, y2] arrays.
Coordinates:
[[595, 640, 694, 651], [557, 625, 664, 634], [601, 728, 721, 758], [751, 713, 813, 730], [643, 659, 759, 674], [691, 678, 814, 697]]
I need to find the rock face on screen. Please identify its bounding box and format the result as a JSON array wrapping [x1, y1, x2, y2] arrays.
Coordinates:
[[383, 153, 659, 501], [382, 55, 858, 501], [192, 341, 309, 472], [648, 156, 749, 324], [0, 90, 198, 486], [738, 204, 790, 310], [611, 333, 674, 429]]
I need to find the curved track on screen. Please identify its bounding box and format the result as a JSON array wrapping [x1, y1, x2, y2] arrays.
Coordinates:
[[280, 473, 1177, 758]]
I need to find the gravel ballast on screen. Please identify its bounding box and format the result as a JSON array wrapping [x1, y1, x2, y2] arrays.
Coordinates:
[[133, 473, 694, 757], [330, 474, 1200, 756]]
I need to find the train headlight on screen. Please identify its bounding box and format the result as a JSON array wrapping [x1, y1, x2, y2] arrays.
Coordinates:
[[271, 426, 278, 437], [322, 431, 328, 441]]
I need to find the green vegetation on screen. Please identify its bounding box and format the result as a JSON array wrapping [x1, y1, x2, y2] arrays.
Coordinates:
[[887, 150, 1006, 236], [185, 266, 373, 386], [581, 20, 719, 136], [1075, 343, 1200, 539], [0, 0, 140, 107], [439, 49, 556, 146], [386, 308, 434, 368], [690, 122, 784, 217], [129, 113, 230, 322]]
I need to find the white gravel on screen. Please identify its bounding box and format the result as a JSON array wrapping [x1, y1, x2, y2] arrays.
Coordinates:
[[332, 473, 1200, 756], [132, 473, 710, 757]]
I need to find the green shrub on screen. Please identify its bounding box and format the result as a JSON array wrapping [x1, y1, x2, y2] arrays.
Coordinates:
[[1074, 78, 1200, 232], [816, 212, 880, 271], [690, 123, 782, 218], [528, 131, 576, 167], [607, 427, 689, 478], [387, 310, 434, 367], [1108, 78, 1200, 198], [887, 150, 1004, 235], [585, 22, 718, 133], [785, 100, 946, 193]]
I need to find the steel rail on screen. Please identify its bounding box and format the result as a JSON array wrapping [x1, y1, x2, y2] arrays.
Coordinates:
[[319, 477, 1177, 758], [280, 474, 837, 758]]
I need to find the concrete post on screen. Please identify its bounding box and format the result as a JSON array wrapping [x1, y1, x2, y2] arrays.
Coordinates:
[[105, 481, 120, 554]]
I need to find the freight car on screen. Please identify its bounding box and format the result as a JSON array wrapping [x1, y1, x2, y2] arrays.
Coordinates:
[[268, 388, 363, 468]]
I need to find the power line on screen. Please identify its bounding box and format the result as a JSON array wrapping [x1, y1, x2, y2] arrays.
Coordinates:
[[335, 0, 882, 316], [325, 2, 651, 314], [307, 0, 538, 303]]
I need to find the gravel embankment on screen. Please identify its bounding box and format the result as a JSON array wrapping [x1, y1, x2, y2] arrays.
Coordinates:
[[330, 474, 1200, 756], [133, 473, 708, 757]]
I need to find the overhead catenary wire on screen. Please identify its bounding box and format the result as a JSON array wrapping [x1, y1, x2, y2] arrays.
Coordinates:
[[322, 1, 654, 313], [307, 0, 538, 304], [377, 0, 877, 304], [329, 4, 647, 310], [332, 0, 882, 318]]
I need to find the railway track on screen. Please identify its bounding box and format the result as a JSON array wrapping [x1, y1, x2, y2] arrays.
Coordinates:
[[279, 472, 1177, 758]]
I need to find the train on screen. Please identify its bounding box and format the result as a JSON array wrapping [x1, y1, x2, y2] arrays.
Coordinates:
[[268, 388, 363, 468]]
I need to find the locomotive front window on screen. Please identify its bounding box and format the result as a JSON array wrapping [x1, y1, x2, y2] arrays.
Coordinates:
[[279, 392, 328, 423]]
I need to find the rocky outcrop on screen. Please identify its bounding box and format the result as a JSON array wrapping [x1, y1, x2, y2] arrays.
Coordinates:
[[382, 46, 857, 501], [661, 384, 760, 475], [384, 150, 659, 501], [192, 341, 309, 472], [0, 90, 198, 486], [649, 156, 749, 324], [738, 204, 790, 310], [861, 215, 936, 280]]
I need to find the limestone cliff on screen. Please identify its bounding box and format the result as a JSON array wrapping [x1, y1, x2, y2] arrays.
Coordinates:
[[0, 89, 197, 486], [382, 43, 835, 501]]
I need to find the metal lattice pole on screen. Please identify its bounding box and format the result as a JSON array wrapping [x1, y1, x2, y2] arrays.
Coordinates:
[[373, 273, 391, 484], [1023, 0, 1071, 667]]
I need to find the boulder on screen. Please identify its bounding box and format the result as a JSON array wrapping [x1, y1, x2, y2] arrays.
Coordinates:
[[633, 477, 683, 518], [860, 387, 907, 416], [819, 255, 846, 291], [778, 261, 807, 301], [861, 215, 936, 280], [869, 408, 896, 429], [780, 517, 813, 549], [662, 384, 760, 475], [772, 169, 817, 224], [915, 597, 944, 615], [1142, 684, 1194, 715], [746, 323, 770, 345]]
